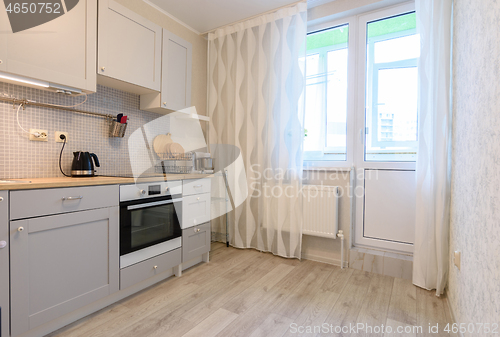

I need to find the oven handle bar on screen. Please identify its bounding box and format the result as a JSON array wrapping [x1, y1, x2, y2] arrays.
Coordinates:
[[127, 198, 182, 211]]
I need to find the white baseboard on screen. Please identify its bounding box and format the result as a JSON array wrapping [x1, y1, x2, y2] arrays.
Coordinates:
[[301, 252, 348, 268]]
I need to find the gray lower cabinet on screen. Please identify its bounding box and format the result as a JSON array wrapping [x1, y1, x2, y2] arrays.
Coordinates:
[[182, 222, 210, 263], [10, 206, 119, 337], [0, 191, 9, 337], [120, 248, 181, 290]]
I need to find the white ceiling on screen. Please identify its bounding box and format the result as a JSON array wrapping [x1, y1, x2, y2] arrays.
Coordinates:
[[145, 0, 306, 34]]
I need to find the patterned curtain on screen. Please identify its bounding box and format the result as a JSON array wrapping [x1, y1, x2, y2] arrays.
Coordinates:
[[208, 2, 307, 258]]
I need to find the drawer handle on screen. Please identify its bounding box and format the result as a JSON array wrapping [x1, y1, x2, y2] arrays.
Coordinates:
[[153, 265, 158, 270], [0, 197, 3, 202], [62, 196, 83, 201], [193, 184, 203, 188], [17, 227, 24, 232], [194, 228, 200, 233]]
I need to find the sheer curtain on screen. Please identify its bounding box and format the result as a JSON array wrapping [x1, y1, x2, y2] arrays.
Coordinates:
[[208, 2, 307, 258], [413, 0, 453, 295]]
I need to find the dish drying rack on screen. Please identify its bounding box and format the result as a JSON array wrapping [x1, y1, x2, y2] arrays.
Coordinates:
[[154, 152, 193, 174]]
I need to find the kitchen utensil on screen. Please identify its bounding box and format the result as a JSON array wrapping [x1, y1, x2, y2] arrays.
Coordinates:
[[109, 120, 127, 137], [71, 151, 100, 177], [193, 152, 214, 172], [153, 133, 174, 159]]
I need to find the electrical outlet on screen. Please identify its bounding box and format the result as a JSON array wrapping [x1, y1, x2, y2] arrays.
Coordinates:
[[29, 129, 48, 142], [55, 131, 69, 143], [454, 251, 461, 270]]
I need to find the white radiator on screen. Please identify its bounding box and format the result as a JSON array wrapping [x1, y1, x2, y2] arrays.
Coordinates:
[[302, 185, 339, 239]]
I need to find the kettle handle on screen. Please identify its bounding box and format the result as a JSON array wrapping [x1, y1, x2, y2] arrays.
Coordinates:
[[89, 153, 100, 168]]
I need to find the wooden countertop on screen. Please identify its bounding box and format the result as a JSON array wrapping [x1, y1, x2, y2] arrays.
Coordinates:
[[0, 174, 212, 191]]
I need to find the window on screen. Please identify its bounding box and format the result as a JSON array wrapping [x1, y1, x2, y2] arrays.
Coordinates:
[[303, 9, 419, 165], [304, 24, 349, 161], [364, 12, 419, 161]]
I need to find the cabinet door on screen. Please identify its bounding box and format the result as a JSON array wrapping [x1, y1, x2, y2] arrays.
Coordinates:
[[10, 207, 119, 336], [0, 192, 8, 337], [182, 193, 211, 229], [182, 222, 210, 263], [98, 0, 161, 93], [0, 0, 97, 92], [162, 30, 192, 111]]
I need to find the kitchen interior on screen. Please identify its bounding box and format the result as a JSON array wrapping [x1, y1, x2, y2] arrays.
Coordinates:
[[0, 0, 499, 337]]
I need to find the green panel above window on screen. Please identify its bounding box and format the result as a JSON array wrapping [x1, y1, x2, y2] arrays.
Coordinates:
[[307, 25, 348, 51], [367, 12, 416, 38]]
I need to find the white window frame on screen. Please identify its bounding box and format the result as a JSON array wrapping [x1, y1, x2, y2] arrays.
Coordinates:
[[304, 17, 356, 170], [355, 2, 417, 171], [304, 2, 417, 170]]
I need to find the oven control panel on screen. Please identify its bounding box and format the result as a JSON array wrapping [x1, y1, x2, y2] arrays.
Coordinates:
[[120, 180, 182, 202]]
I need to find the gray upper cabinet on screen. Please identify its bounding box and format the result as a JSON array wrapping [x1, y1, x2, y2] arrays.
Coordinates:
[[0, 191, 9, 337], [140, 29, 192, 114], [98, 0, 162, 94], [0, 0, 97, 93], [9, 186, 119, 337]]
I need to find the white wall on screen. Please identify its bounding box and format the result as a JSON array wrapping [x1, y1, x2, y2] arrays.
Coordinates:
[[448, 0, 500, 329]]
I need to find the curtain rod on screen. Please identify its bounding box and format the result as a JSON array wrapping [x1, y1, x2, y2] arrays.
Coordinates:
[[0, 96, 116, 120]]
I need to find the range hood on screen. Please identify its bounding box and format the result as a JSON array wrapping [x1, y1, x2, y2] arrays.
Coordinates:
[[0, 71, 83, 96]]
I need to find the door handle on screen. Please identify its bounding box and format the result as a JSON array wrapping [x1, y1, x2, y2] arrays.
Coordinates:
[[62, 196, 83, 201]]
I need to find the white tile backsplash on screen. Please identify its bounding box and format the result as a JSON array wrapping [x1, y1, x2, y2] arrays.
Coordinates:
[[0, 82, 169, 179]]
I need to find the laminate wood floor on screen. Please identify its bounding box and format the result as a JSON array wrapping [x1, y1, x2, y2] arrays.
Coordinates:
[[48, 243, 456, 337]]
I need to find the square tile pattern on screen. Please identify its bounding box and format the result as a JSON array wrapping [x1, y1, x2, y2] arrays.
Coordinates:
[[0, 83, 170, 179]]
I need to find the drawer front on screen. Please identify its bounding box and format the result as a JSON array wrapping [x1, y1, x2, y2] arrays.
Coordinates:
[[182, 222, 210, 263], [120, 248, 181, 290], [10, 185, 119, 220], [183, 178, 211, 196], [182, 193, 210, 229]]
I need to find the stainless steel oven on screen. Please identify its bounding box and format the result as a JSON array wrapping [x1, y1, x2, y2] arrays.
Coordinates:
[[119, 181, 182, 269]]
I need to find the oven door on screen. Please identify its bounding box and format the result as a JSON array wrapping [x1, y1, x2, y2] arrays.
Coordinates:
[[120, 196, 182, 268]]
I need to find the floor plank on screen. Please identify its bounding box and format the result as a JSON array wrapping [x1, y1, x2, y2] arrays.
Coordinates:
[[323, 269, 373, 336], [48, 245, 453, 337], [387, 278, 417, 326], [181, 308, 238, 337], [356, 273, 395, 337], [416, 287, 450, 336], [281, 289, 341, 337]]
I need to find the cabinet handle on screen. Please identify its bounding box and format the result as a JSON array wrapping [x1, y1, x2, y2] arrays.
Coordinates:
[[193, 184, 203, 188], [0, 241, 6, 249], [194, 228, 200, 233], [0, 60, 3, 64], [62, 196, 83, 201], [101, 66, 105, 72], [0, 197, 3, 202], [17, 227, 24, 232], [197, 197, 200, 200], [153, 265, 158, 270], [163, 102, 167, 106]]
